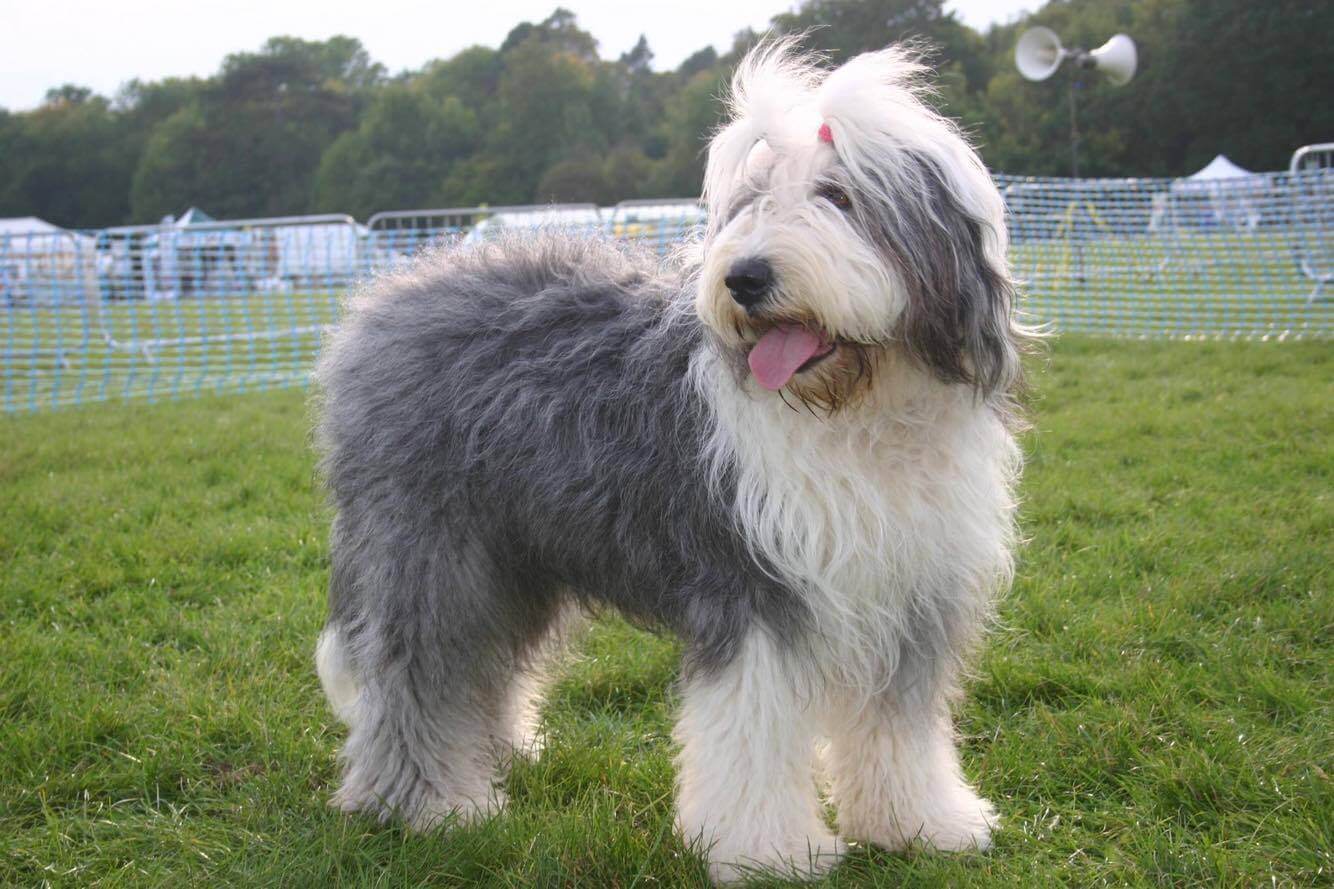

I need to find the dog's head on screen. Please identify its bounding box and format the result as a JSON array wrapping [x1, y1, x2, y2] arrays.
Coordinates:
[[696, 41, 1026, 412]]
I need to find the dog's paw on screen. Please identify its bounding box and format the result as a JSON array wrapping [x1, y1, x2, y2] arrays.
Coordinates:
[[334, 781, 506, 833], [841, 788, 995, 854], [404, 787, 507, 833], [502, 726, 546, 761], [706, 830, 845, 885], [914, 791, 995, 852]]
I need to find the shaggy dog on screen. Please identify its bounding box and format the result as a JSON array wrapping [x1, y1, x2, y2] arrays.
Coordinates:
[[314, 41, 1028, 884]]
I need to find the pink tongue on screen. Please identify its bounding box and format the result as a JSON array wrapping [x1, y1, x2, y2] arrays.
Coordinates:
[[747, 325, 830, 391]]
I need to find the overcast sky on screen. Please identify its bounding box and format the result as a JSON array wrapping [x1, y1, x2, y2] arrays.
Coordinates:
[[0, 0, 1033, 111]]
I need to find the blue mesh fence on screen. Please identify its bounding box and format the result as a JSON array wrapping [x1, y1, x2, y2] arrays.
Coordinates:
[[2, 170, 1329, 413], [1002, 169, 1332, 337]]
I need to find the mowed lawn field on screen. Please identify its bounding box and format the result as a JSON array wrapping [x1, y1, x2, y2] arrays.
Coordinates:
[[0, 337, 1329, 887]]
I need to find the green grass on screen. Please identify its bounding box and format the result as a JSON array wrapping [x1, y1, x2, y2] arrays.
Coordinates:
[[1, 337, 1329, 886]]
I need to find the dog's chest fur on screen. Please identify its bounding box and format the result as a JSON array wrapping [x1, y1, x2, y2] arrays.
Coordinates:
[[698, 351, 1019, 684]]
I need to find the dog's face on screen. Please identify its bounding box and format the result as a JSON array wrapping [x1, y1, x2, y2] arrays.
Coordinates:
[[696, 43, 1024, 412]]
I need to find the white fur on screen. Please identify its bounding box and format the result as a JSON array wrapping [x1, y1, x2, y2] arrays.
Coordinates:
[[675, 629, 844, 883], [315, 626, 361, 726], [691, 40, 1020, 697], [500, 602, 590, 759], [683, 351, 1015, 874], [692, 347, 1019, 697], [316, 625, 531, 830], [824, 689, 997, 852]]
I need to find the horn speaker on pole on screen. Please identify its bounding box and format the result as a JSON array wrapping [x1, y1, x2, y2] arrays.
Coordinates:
[[1015, 27, 1137, 86]]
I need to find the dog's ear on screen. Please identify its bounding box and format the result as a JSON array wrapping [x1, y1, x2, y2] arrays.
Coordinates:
[[815, 48, 1026, 398], [870, 150, 1023, 399]]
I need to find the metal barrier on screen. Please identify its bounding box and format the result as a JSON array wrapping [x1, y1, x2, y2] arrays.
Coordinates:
[[365, 202, 702, 266], [366, 204, 600, 271], [606, 199, 705, 255], [1289, 144, 1333, 301], [2, 170, 1330, 413]]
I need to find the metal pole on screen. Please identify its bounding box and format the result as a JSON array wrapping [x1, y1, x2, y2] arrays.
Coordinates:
[[1069, 73, 1085, 282], [1068, 74, 1081, 179]]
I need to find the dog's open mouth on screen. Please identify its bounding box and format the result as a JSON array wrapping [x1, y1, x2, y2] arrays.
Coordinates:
[[796, 341, 838, 372], [746, 324, 837, 390]]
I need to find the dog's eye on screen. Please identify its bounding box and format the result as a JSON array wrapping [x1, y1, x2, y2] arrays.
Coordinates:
[[816, 183, 852, 211]]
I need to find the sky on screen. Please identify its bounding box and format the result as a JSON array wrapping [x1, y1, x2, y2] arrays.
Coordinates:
[[0, 0, 1033, 112]]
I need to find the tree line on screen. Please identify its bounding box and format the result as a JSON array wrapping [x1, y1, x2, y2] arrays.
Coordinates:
[[1, 0, 1328, 229]]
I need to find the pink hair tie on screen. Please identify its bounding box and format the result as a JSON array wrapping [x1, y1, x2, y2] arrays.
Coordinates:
[[817, 122, 834, 144]]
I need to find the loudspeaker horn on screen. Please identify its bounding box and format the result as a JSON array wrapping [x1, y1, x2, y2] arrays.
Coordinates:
[[1015, 26, 1065, 82], [1087, 34, 1138, 86]]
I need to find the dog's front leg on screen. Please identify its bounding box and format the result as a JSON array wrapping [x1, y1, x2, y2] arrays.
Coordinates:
[[674, 629, 843, 884], [825, 682, 996, 854]]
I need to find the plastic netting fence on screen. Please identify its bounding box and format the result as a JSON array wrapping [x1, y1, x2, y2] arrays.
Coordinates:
[[2, 172, 1329, 413], [1003, 169, 1331, 336]]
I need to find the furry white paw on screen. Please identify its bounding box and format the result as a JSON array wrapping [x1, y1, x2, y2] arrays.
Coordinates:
[[706, 831, 845, 885], [509, 733, 546, 760], [493, 726, 545, 763], [914, 792, 996, 852], [841, 789, 995, 853]]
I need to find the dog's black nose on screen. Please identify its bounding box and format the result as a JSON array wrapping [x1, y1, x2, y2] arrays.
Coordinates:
[[724, 258, 774, 308]]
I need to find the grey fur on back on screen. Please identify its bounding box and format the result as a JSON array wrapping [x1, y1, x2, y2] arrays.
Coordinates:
[[315, 235, 808, 682]]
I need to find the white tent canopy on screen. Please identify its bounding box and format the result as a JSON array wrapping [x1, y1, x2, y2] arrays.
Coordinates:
[[1171, 155, 1262, 194], [1185, 154, 1257, 182], [175, 207, 216, 226], [0, 216, 72, 237], [0, 217, 97, 305], [0, 216, 95, 247], [1162, 154, 1264, 231]]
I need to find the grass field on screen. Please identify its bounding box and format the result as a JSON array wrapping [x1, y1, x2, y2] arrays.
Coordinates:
[[0, 337, 1329, 887]]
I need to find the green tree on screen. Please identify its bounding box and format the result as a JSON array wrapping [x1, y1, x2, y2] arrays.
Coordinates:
[[418, 47, 505, 117], [486, 31, 613, 202], [500, 8, 600, 62], [1, 88, 139, 227], [313, 88, 479, 217], [975, 0, 1333, 176], [1132, 0, 1332, 173], [0, 110, 32, 215], [645, 68, 730, 197], [129, 36, 382, 220], [536, 156, 608, 203]]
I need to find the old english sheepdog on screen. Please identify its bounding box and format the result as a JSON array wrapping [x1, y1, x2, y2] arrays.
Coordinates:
[[314, 41, 1028, 883]]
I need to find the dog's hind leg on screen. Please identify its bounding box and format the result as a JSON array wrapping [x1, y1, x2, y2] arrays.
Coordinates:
[[496, 601, 587, 761], [315, 623, 362, 727], [321, 526, 561, 832]]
